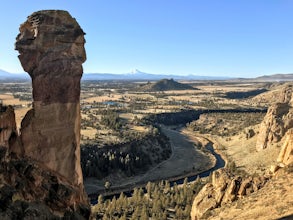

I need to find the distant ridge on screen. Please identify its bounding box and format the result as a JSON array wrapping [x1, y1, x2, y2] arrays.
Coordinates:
[[0, 69, 29, 80], [1, 68, 293, 82], [138, 78, 197, 91], [82, 69, 231, 81], [255, 73, 293, 81]]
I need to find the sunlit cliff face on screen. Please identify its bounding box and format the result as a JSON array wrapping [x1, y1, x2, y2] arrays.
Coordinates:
[[15, 10, 86, 77], [15, 18, 38, 74]]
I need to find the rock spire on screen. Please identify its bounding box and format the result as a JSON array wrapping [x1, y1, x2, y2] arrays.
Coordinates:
[[15, 10, 86, 188]]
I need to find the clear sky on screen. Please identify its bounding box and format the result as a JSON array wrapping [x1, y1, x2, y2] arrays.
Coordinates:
[[1, 0, 293, 77]]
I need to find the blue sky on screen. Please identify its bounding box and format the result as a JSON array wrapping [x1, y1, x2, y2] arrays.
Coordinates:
[[1, 0, 293, 77]]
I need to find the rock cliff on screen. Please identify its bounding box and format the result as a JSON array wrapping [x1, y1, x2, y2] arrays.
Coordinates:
[[277, 128, 293, 166], [0, 10, 90, 218], [15, 10, 86, 187], [256, 84, 293, 151]]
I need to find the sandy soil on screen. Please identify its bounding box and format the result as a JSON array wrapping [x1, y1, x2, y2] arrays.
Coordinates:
[[84, 126, 215, 195]]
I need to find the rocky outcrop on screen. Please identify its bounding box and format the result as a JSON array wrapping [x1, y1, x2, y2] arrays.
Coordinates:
[[0, 147, 90, 219], [190, 169, 268, 220], [0, 105, 17, 149], [15, 10, 86, 188], [256, 85, 293, 151], [0, 105, 22, 156], [277, 129, 293, 166]]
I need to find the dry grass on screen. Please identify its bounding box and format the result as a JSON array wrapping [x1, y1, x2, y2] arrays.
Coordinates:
[[129, 125, 148, 132], [0, 94, 30, 106], [209, 172, 293, 220], [212, 125, 281, 175], [83, 94, 122, 103], [81, 127, 97, 139]]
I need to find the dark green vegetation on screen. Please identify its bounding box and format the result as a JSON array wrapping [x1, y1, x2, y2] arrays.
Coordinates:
[[0, 82, 32, 102], [100, 110, 123, 131], [92, 178, 205, 220], [225, 89, 267, 99], [81, 129, 171, 179], [187, 112, 265, 136], [144, 108, 266, 126], [138, 78, 196, 91]]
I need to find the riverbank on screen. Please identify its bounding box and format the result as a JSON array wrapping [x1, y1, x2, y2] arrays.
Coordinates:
[[86, 127, 228, 202], [85, 126, 217, 196]]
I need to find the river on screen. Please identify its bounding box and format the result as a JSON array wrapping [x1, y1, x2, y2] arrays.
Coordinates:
[[89, 140, 225, 204]]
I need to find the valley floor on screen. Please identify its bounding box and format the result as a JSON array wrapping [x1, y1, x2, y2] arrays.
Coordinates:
[[84, 126, 215, 195]]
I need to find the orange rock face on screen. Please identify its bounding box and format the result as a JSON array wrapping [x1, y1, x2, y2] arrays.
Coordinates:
[[256, 85, 293, 151], [15, 10, 86, 190], [277, 129, 293, 166]]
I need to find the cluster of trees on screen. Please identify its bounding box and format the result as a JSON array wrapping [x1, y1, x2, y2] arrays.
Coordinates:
[[225, 89, 267, 99], [100, 110, 123, 131], [92, 178, 205, 220], [187, 112, 265, 136], [81, 146, 150, 179], [81, 130, 171, 179]]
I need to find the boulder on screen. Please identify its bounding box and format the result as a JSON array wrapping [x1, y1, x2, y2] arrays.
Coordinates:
[[222, 177, 241, 204], [190, 183, 217, 220], [190, 169, 268, 220]]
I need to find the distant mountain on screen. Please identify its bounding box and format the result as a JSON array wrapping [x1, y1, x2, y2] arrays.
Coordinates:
[[138, 78, 197, 91], [255, 73, 293, 81], [1, 68, 292, 82], [0, 69, 29, 80], [0, 69, 14, 79], [82, 69, 231, 81]]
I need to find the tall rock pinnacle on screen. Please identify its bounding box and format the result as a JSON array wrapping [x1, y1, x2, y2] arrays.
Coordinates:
[[15, 10, 86, 188]]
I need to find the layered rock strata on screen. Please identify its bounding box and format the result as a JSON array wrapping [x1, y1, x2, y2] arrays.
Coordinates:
[[256, 85, 293, 151], [15, 10, 86, 188]]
